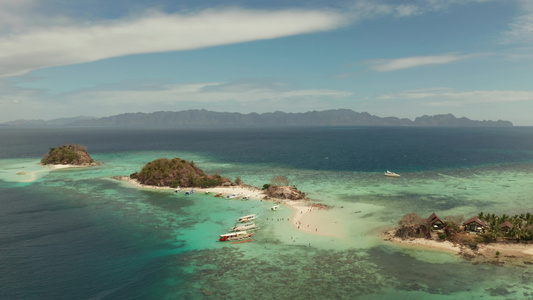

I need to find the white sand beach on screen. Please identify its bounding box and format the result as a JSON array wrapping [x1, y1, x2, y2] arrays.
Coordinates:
[[382, 230, 533, 263]]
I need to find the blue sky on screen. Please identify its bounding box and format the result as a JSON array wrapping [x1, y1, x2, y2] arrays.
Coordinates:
[[1, 0, 533, 125]]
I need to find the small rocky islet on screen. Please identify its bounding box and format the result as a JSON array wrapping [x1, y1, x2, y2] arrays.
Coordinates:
[[41, 144, 96, 166]]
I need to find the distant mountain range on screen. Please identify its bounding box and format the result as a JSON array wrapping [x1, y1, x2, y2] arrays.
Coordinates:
[[1, 109, 513, 127]]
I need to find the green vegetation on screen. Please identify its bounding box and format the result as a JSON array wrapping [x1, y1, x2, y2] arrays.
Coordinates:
[[130, 158, 232, 188], [41, 144, 95, 165], [477, 212, 533, 242]]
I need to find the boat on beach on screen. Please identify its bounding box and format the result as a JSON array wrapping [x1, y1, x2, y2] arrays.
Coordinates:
[[384, 170, 400, 177], [230, 222, 258, 232], [219, 231, 255, 242], [238, 214, 257, 223]]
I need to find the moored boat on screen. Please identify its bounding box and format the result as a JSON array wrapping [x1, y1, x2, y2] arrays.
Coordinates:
[[219, 231, 254, 242], [384, 170, 400, 177], [238, 214, 257, 223], [270, 205, 280, 211], [215, 192, 223, 197], [185, 189, 196, 195], [230, 222, 258, 232]]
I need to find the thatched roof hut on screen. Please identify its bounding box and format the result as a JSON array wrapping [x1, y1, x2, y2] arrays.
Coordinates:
[[463, 217, 486, 232], [427, 212, 445, 230], [499, 221, 513, 232]]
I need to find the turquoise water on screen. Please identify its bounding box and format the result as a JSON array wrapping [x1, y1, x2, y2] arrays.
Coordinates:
[[1, 127, 533, 299]]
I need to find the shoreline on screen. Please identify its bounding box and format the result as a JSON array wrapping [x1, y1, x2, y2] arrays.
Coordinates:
[[113, 176, 341, 238], [46, 162, 99, 170], [382, 230, 533, 265]]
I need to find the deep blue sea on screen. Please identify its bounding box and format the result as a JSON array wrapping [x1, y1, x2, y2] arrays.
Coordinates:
[[1, 126, 533, 299]]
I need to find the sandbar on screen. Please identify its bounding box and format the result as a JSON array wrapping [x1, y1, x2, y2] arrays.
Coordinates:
[[115, 176, 342, 238]]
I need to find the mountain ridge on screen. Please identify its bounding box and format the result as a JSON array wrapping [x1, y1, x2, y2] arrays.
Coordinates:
[[1, 109, 513, 127]]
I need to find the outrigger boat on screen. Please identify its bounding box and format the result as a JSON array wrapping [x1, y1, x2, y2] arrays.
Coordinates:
[[238, 214, 257, 223], [219, 231, 254, 242], [230, 222, 258, 232]]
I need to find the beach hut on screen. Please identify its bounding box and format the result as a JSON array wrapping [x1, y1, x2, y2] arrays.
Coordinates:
[[499, 221, 513, 233], [427, 212, 445, 230], [463, 217, 486, 233]]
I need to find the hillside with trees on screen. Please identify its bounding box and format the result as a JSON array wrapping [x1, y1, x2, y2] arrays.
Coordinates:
[[130, 158, 232, 188], [41, 144, 95, 165]]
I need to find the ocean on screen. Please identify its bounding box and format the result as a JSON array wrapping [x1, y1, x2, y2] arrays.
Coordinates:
[[1, 126, 533, 299]]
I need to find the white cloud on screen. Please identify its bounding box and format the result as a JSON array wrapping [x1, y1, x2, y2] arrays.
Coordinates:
[[365, 54, 472, 72], [0, 8, 349, 78], [379, 87, 533, 105]]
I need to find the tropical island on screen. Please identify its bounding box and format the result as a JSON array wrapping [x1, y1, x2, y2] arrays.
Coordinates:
[[124, 158, 307, 201], [386, 212, 533, 265], [41, 144, 97, 167]]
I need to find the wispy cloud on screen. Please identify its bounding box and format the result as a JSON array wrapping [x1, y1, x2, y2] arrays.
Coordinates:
[[499, 0, 533, 45], [364, 54, 472, 72], [0, 8, 349, 78], [379, 87, 533, 105], [71, 81, 353, 105], [501, 12, 533, 44]]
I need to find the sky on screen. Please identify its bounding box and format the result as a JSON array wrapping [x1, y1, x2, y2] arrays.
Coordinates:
[[1, 0, 533, 125]]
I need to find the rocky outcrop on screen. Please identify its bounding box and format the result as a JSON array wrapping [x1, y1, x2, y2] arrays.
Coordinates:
[[41, 144, 95, 165], [266, 185, 307, 200]]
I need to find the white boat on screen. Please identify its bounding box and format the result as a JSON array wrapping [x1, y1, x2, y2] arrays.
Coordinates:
[[219, 231, 254, 242], [174, 187, 181, 193], [230, 222, 258, 232], [270, 205, 280, 211], [226, 193, 239, 199], [242, 195, 251, 200], [185, 189, 196, 195], [384, 170, 400, 177], [238, 214, 257, 223]]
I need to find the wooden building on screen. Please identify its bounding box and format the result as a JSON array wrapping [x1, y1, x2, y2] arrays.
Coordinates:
[[427, 212, 445, 230], [463, 217, 486, 233], [499, 221, 513, 233]]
